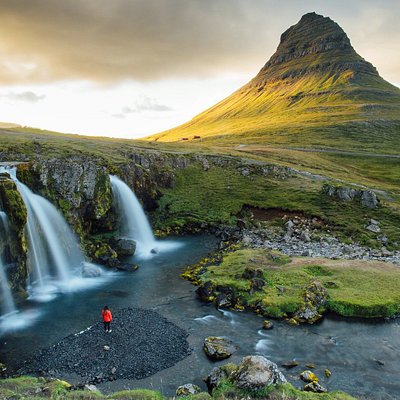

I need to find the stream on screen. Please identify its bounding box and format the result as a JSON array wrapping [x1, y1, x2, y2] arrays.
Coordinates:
[[1, 235, 399, 399]]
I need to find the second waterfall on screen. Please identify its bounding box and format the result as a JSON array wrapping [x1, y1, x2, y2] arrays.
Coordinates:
[[110, 175, 181, 258]]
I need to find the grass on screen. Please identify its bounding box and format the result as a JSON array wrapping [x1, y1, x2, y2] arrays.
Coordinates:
[[212, 381, 355, 400], [201, 249, 400, 318], [0, 376, 356, 400], [154, 163, 400, 247]]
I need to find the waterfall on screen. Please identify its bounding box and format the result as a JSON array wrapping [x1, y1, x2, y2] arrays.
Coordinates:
[[0, 212, 16, 317], [0, 167, 106, 302], [110, 175, 156, 257], [110, 175, 182, 258]]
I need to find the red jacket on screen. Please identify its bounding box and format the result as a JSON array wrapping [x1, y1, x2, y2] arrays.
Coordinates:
[[102, 309, 112, 322]]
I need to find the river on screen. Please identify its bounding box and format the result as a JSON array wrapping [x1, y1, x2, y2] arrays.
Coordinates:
[[1, 235, 399, 399]]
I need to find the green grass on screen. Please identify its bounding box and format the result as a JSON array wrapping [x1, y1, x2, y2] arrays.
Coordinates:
[[0, 376, 356, 400], [201, 249, 400, 318], [154, 163, 400, 247], [212, 381, 355, 400]]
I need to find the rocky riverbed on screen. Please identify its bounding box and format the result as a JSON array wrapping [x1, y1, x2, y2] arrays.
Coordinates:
[[18, 308, 190, 385]]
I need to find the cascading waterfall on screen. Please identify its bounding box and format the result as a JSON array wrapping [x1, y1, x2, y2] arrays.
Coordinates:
[[0, 167, 106, 302], [0, 211, 16, 317], [110, 175, 182, 258]]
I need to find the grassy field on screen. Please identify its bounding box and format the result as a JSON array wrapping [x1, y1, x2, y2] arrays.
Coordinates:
[[200, 249, 400, 319]]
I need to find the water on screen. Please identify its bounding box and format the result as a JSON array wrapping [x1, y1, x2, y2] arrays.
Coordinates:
[[0, 212, 16, 316], [110, 175, 181, 258], [1, 234, 399, 399]]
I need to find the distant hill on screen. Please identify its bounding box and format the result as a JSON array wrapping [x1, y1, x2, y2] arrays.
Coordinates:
[[0, 122, 21, 129], [148, 12, 400, 153]]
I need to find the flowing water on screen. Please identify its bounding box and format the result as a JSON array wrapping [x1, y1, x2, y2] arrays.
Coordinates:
[[110, 175, 181, 258], [0, 212, 16, 316], [0, 235, 399, 399]]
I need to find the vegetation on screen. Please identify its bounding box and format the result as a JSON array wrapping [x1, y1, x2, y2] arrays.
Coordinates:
[[199, 249, 400, 319], [155, 163, 400, 248], [0, 376, 356, 400]]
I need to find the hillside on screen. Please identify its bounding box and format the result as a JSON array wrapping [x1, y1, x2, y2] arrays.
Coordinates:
[[149, 12, 400, 153]]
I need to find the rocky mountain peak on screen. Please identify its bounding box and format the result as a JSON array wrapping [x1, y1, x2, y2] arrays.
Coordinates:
[[260, 12, 377, 78]]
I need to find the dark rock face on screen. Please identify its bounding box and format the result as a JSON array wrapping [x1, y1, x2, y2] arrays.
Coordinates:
[[19, 308, 190, 383], [115, 238, 136, 256], [0, 175, 28, 297], [261, 12, 377, 79]]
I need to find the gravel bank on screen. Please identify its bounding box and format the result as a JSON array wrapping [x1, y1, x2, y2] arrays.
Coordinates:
[[19, 308, 190, 384]]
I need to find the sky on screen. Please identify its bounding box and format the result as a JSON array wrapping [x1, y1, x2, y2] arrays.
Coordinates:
[[0, 0, 399, 139]]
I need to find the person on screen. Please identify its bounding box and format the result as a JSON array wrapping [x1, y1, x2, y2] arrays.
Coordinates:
[[102, 305, 113, 333]]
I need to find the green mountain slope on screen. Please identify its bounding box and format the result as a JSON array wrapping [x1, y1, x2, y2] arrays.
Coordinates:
[[149, 12, 400, 153]]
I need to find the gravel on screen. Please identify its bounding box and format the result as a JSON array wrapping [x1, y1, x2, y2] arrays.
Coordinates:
[[19, 307, 190, 384]]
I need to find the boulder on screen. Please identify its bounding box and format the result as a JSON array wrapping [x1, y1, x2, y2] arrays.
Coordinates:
[[115, 263, 139, 272], [304, 381, 327, 393], [232, 356, 287, 390], [360, 191, 379, 209], [205, 364, 238, 393], [176, 383, 201, 396], [262, 320, 274, 330], [115, 238, 136, 256], [294, 281, 328, 324], [203, 337, 236, 361], [300, 370, 318, 383]]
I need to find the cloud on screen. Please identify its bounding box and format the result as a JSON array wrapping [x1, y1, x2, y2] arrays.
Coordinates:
[[113, 96, 172, 118], [0, 91, 46, 103], [0, 0, 399, 84]]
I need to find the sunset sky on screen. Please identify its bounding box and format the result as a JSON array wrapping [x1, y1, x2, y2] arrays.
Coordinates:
[[0, 0, 399, 139]]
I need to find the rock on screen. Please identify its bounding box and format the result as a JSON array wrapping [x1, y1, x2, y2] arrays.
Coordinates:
[[366, 223, 381, 233], [360, 191, 379, 209], [216, 293, 232, 308], [299, 230, 311, 242], [203, 337, 236, 361], [294, 281, 328, 323], [242, 267, 263, 279], [300, 370, 318, 383], [324, 368, 332, 378], [84, 384, 98, 392], [115, 238, 136, 256], [81, 263, 102, 278], [108, 257, 121, 268], [236, 219, 246, 230], [305, 363, 316, 369], [304, 381, 327, 393], [288, 318, 299, 326], [196, 281, 215, 302], [115, 263, 139, 272], [205, 364, 238, 392], [284, 220, 294, 236], [262, 320, 274, 330], [103, 346, 110, 351], [281, 360, 299, 369], [176, 383, 201, 396], [150, 248, 158, 254], [232, 356, 287, 390], [111, 367, 117, 374], [250, 278, 265, 293]]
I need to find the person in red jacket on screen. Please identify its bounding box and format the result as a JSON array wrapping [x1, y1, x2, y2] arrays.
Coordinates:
[[102, 305, 113, 333]]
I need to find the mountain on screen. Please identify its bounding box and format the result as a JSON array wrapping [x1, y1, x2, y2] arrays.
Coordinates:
[[148, 12, 400, 153]]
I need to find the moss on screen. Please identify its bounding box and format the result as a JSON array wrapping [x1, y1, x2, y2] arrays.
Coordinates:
[[108, 389, 164, 400], [198, 248, 400, 320]]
